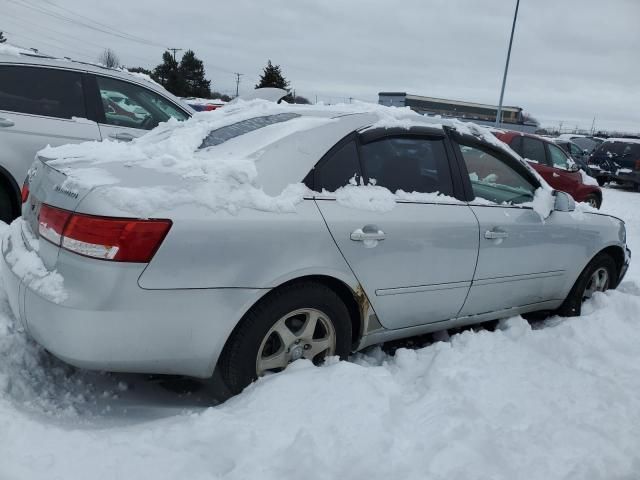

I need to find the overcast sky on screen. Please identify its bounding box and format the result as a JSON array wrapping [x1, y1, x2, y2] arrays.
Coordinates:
[[2, 0, 639, 132]]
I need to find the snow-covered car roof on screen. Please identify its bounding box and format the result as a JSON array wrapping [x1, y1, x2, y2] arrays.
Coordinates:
[[38, 101, 551, 217], [604, 137, 640, 144]]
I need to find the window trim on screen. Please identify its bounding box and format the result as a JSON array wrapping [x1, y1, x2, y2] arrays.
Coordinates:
[[88, 73, 191, 127], [0, 64, 88, 121], [449, 131, 541, 206]]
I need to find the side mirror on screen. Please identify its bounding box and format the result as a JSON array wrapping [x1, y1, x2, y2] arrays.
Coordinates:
[[568, 163, 580, 172], [554, 190, 576, 212], [582, 149, 590, 155]]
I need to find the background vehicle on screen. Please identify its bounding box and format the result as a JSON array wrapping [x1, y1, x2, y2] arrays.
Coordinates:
[[0, 51, 195, 223], [495, 131, 603, 208], [553, 138, 612, 185], [2, 106, 629, 395], [593, 138, 640, 190], [557, 134, 603, 154]]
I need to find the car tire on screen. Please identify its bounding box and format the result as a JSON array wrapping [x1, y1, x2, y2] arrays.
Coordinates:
[[584, 194, 601, 209], [557, 253, 616, 317], [596, 177, 605, 187], [0, 185, 15, 224], [219, 281, 352, 395]]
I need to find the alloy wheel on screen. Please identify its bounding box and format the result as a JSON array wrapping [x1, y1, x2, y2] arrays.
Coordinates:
[[583, 267, 609, 300], [256, 308, 336, 376]]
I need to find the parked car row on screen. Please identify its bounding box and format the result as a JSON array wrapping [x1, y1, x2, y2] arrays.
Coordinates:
[[493, 130, 603, 208]]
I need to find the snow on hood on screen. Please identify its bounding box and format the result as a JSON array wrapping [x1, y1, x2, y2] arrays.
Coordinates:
[[39, 101, 555, 217]]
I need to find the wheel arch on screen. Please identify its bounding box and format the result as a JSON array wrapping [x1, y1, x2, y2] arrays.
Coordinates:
[[595, 245, 626, 287], [0, 164, 21, 220], [220, 274, 367, 366]]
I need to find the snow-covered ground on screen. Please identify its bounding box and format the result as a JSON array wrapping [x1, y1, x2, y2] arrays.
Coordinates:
[[2, 186, 640, 480]]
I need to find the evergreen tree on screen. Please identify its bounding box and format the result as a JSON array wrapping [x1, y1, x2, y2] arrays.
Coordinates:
[[153, 51, 184, 96], [255, 60, 290, 90], [179, 50, 211, 98], [127, 66, 153, 76], [0, 32, 6, 44]]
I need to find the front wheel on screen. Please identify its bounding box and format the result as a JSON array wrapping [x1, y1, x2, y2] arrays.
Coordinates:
[[557, 253, 616, 317], [584, 194, 601, 209], [219, 282, 352, 395]]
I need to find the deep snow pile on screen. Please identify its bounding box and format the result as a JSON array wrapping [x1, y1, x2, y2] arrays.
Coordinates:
[[1, 187, 639, 479]]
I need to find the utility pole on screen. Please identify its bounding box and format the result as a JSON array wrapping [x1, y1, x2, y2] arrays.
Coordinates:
[[591, 116, 596, 135], [168, 48, 182, 62], [495, 0, 520, 127], [234, 72, 243, 98]]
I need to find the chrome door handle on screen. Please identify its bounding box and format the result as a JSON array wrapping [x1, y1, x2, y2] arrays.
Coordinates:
[[0, 118, 15, 127], [552, 172, 560, 177], [109, 132, 135, 141], [351, 227, 386, 242], [484, 229, 508, 240]]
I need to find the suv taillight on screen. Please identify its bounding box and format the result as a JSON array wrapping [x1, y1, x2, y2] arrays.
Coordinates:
[[635, 160, 640, 171], [38, 204, 171, 262]]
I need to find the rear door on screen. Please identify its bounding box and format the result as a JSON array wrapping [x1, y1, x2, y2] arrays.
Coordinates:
[[453, 136, 576, 315], [313, 130, 479, 330], [0, 65, 101, 198], [89, 74, 189, 142]]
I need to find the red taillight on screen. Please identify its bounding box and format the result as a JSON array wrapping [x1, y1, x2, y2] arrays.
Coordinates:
[[38, 204, 171, 263], [21, 180, 30, 203], [38, 204, 71, 245], [635, 160, 640, 171]]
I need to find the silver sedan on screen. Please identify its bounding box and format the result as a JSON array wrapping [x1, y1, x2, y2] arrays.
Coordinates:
[[1, 105, 630, 394]]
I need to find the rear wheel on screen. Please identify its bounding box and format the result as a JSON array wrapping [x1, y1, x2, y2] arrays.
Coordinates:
[[219, 282, 352, 395], [584, 194, 601, 209], [557, 253, 616, 317], [596, 177, 606, 187]]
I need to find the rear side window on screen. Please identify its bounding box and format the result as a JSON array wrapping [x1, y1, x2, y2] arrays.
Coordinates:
[[0, 65, 85, 119], [520, 137, 546, 164], [313, 140, 361, 191], [200, 113, 300, 149], [359, 137, 453, 195]]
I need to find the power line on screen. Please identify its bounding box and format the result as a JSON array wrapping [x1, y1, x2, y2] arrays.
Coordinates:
[[168, 48, 183, 62], [234, 72, 243, 98], [8, 0, 166, 48]]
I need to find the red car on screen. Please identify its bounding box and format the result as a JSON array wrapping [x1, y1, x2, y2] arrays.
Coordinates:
[[494, 131, 602, 208]]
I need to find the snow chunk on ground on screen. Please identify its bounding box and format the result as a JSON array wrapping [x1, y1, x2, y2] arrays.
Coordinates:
[[2, 220, 67, 303]]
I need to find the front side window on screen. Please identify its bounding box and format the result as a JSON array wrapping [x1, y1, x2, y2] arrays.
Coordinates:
[[568, 143, 583, 157], [520, 137, 546, 164], [0, 65, 85, 119], [548, 143, 570, 169], [459, 144, 536, 205], [359, 137, 453, 195], [96, 76, 188, 130]]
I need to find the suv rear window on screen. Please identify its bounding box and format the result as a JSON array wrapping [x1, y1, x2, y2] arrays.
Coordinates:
[[199, 113, 300, 149], [0, 65, 86, 119]]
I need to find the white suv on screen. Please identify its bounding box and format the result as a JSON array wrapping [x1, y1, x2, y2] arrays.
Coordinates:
[[0, 51, 194, 222]]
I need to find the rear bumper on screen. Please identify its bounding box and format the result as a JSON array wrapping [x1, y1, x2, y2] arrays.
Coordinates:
[[2, 224, 263, 378]]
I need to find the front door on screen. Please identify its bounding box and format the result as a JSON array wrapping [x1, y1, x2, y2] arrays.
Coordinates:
[[92, 74, 189, 142], [312, 133, 479, 330], [454, 140, 576, 316]]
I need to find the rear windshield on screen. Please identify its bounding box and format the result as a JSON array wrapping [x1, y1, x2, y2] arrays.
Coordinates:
[[199, 113, 300, 149], [571, 137, 597, 151], [594, 141, 640, 158]]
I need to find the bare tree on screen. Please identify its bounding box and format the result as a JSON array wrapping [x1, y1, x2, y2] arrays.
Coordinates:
[[98, 48, 120, 68]]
